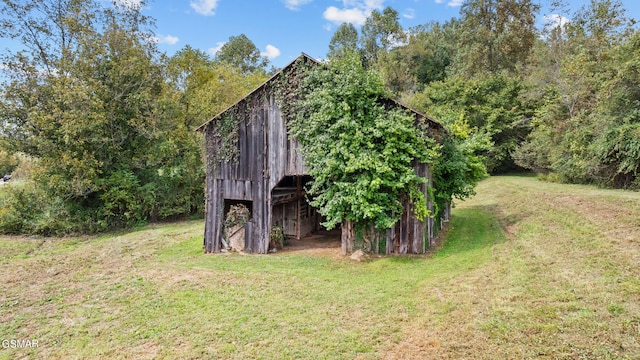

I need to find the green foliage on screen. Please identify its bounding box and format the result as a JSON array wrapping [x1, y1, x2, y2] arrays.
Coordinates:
[[434, 133, 489, 200], [0, 148, 19, 176], [0, 183, 80, 235], [411, 74, 533, 174], [327, 23, 359, 61], [215, 34, 269, 75], [290, 51, 438, 232], [0, 0, 207, 235], [515, 1, 640, 188], [360, 7, 405, 67], [269, 225, 285, 249], [97, 170, 157, 228], [455, 0, 539, 76], [0, 0, 274, 236]]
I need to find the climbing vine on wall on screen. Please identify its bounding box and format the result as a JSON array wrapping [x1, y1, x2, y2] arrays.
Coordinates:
[[271, 55, 318, 124], [287, 51, 440, 233], [204, 55, 319, 170]]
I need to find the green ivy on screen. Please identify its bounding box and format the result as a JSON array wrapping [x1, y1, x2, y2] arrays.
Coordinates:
[[289, 51, 439, 233]]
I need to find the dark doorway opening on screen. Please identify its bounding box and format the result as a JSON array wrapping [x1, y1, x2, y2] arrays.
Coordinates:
[[271, 175, 340, 250]]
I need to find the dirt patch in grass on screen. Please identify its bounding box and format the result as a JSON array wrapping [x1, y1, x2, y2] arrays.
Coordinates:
[[279, 230, 342, 258]]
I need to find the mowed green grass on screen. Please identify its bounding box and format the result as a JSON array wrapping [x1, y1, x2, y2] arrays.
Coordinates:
[[1, 176, 639, 359]]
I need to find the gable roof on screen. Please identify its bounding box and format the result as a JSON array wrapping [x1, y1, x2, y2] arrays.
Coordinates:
[[195, 52, 443, 132]]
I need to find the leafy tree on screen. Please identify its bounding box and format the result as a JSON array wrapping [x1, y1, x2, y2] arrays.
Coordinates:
[[409, 92, 489, 216], [411, 75, 534, 173], [0, 0, 207, 233], [585, 30, 640, 188], [289, 51, 438, 237], [164, 45, 266, 128], [455, 0, 539, 76], [327, 22, 359, 60], [432, 129, 489, 218], [376, 21, 457, 96], [215, 34, 268, 74], [409, 22, 456, 87], [360, 7, 405, 67], [514, 0, 638, 187]]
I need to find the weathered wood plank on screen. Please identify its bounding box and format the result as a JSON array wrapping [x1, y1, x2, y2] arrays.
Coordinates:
[[237, 108, 247, 180], [386, 227, 395, 255], [260, 106, 271, 254], [211, 179, 223, 252], [341, 220, 354, 255]]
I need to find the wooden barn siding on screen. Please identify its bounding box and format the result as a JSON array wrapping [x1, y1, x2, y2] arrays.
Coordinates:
[[251, 105, 268, 253], [383, 162, 431, 255], [267, 94, 307, 192], [203, 171, 223, 253], [203, 90, 438, 254]]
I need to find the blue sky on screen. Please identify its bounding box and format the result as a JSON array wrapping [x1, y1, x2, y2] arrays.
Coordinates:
[[2, 1, 639, 69], [139, 0, 640, 68], [143, 0, 463, 67]]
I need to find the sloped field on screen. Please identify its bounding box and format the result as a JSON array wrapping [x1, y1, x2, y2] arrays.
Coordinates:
[[1, 176, 638, 359]]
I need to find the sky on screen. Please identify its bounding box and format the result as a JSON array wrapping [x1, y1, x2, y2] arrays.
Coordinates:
[[139, 0, 640, 68], [2, 0, 640, 70]]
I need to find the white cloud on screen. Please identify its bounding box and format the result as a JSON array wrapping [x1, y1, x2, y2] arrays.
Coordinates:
[[190, 0, 219, 16], [208, 42, 226, 56], [152, 35, 179, 45], [342, 0, 383, 9], [114, 0, 142, 9], [434, 0, 461, 6], [544, 14, 570, 29], [323, 6, 367, 26], [283, 0, 313, 11], [323, 0, 386, 26], [261, 44, 281, 60], [364, 0, 384, 10], [403, 8, 415, 19]]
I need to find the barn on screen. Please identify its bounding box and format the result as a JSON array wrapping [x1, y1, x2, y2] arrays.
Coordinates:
[[196, 53, 448, 255]]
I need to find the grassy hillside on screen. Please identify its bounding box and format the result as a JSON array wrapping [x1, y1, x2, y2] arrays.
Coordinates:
[[1, 176, 638, 359]]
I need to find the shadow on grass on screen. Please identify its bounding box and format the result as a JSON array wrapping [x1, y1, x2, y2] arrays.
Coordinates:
[[376, 207, 506, 269], [434, 207, 506, 258], [474, 203, 532, 230]]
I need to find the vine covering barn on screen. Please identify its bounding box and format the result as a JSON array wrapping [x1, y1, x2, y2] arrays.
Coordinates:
[[196, 53, 449, 255]]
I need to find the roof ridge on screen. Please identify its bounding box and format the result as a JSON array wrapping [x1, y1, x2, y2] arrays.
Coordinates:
[[195, 53, 318, 132]]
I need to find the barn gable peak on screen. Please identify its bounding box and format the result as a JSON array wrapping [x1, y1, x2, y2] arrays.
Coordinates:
[[195, 53, 321, 133], [194, 52, 442, 133]]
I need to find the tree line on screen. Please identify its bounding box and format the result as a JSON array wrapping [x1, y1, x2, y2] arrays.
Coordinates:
[[0, 0, 637, 235], [335, 0, 639, 187], [0, 0, 268, 234]]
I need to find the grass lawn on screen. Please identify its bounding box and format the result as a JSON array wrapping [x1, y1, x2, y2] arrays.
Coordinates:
[[1, 176, 639, 359]]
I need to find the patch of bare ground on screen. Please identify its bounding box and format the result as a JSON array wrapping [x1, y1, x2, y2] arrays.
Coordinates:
[[278, 230, 342, 258]]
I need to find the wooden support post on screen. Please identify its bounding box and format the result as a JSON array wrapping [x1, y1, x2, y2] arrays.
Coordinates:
[[296, 176, 302, 240], [386, 227, 395, 255], [341, 220, 354, 255]]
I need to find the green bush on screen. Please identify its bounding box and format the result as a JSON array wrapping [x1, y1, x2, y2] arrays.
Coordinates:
[[0, 183, 79, 235]]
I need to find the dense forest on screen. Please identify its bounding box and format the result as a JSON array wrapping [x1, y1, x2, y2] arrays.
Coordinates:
[[0, 0, 638, 235]]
